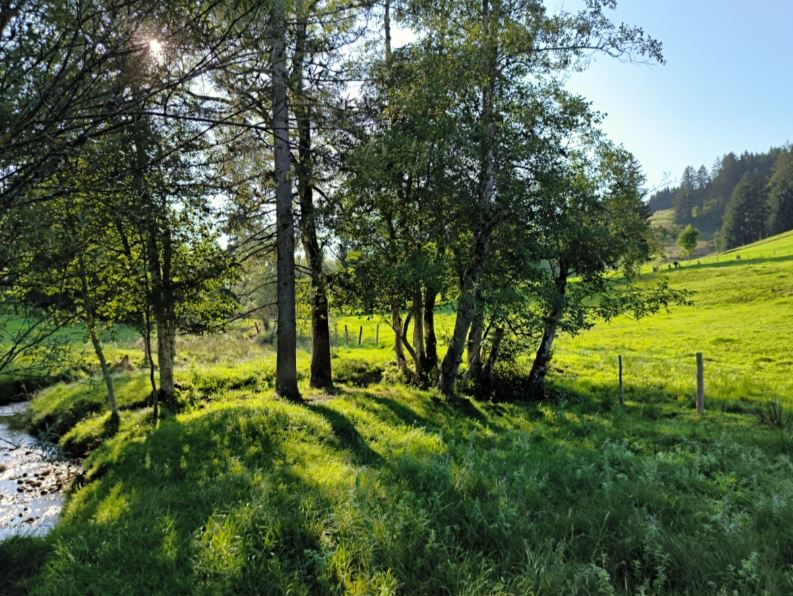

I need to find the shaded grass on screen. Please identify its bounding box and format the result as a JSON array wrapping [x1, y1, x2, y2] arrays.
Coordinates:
[[6, 364, 793, 594], [0, 536, 52, 596]]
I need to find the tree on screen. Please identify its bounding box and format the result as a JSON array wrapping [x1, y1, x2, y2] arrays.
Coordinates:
[[677, 224, 699, 259], [767, 149, 793, 235], [523, 145, 684, 393], [673, 166, 697, 224], [331, 3, 459, 384], [719, 171, 768, 250], [217, 0, 365, 396], [110, 35, 240, 410], [696, 165, 710, 190], [1, 0, 253, 391], [270, 0, 300, 401], [290, 0, 365, 391], [418, 0, 664, 395]]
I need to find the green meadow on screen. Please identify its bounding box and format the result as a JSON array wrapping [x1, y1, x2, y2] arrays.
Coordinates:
[[3, 231, 793, 594]]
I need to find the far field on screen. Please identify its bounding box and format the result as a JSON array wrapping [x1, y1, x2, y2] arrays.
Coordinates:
[[649, 208, 715, 259], [327, 229, 793, 411]]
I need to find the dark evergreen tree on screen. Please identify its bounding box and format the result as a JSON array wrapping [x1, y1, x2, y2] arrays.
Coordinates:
[[767, 149, 793, 235], [719, 171, 769, 249], [648, 147, 785, 237], [696, 165, 710, 190], [647, 187, 674, 211], [673, 166, 697, 224]]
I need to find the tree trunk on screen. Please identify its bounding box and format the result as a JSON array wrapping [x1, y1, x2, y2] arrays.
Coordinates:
[[147, 219, 175, 400], [159, 252, 176, 398], [411, 288, 426, 379], [156, 318, 175, 396], [142, 322, 158, 413], [438, 231, 489, 394], [75, 250, 118, 420], [271, 0, 300, 401], [438, 0, 499, 395], [422, 286, 438, 371], [168, 318, 176, 370], [384, 0, 392, 62], [143, 334, 151, 365], [481, 326, 504, 386], [130, 96, 160, 417], [528, 265, 569, 394], [391, 304, 407, 374], [465, 304, 484, 382], [294, 2, 333, 390], [88, 324, 118, 421]]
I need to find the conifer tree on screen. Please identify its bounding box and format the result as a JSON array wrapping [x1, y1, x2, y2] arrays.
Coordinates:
[[720, 171, 768, 249], [767, 149, 793, 235]]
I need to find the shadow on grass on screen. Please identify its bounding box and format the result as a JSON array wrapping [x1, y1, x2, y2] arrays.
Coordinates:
[[24, 404, 343, 594], [308, 403, 383, 465], [12, 384, 793, 594], [653, 252, 793, 275], [0, 536, 52, 596], [60, 411, 121, 458]]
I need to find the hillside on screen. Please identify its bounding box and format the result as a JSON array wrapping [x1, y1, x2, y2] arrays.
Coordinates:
[[647, 145, 793, 251], [650, 208, 715, 259], [6, 2, 793, 594], [2, 232, 793, 594], [332, 230, 793, 410], [556, 229, 793, 407]]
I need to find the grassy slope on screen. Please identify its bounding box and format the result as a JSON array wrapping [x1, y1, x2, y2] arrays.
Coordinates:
[[649, 207, 715, 258], [556, 230, 793, 409], [335, 230, 793, 408], [8, 375, 793, 595], [3, 232, 793, 594]]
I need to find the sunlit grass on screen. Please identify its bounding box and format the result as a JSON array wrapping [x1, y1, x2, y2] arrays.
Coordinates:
[[555, 230, 793, 409]]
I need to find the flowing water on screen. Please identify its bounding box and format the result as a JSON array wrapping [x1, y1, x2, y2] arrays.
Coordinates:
[[0, 402, 79, 540]]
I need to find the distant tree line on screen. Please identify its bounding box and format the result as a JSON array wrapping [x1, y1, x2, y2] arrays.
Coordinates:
[[648, 146, 793, 249]]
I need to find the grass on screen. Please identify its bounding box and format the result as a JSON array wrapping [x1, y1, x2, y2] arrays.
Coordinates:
[[6, 372, 793, 594], [3, 231, 793, 593], [555, 229, 793, 410]]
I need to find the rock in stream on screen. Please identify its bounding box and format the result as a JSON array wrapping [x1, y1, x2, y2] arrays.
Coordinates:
[[0, 402, 79, 540]]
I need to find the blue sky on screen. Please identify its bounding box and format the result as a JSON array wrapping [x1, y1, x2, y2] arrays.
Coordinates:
[[563, 0, 793, 192]]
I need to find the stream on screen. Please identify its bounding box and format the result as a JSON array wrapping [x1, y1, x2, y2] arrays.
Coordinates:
[[0, 402, 79, 541]]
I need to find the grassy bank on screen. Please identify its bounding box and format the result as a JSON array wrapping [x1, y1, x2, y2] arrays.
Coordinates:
[[3, 361, 793, 594]]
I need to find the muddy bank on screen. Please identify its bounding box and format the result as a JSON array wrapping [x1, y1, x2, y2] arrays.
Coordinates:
[[0, 377, 64, 406], [0, 402, 79, 541]]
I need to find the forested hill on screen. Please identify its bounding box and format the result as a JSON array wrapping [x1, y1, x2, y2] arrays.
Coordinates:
[[647, 145, 793, 249]]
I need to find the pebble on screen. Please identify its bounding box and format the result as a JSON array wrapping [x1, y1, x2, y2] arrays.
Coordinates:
[[2, 406, 80, 539]]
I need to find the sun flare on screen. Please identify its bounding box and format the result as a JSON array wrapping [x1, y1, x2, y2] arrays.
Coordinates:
[[148, 38, 163, 58]]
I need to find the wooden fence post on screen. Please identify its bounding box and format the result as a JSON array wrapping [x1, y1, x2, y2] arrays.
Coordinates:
[[696, 352, 704, 414], [618, 355, 624, 406], [345, 325, 349, 347], [358, 326, 363, 346], [334, 322, 338, 346], [375, 324, 379, 346]]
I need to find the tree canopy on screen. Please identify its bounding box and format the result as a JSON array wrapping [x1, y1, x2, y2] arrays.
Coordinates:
[[0, 0, 685, 408]]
